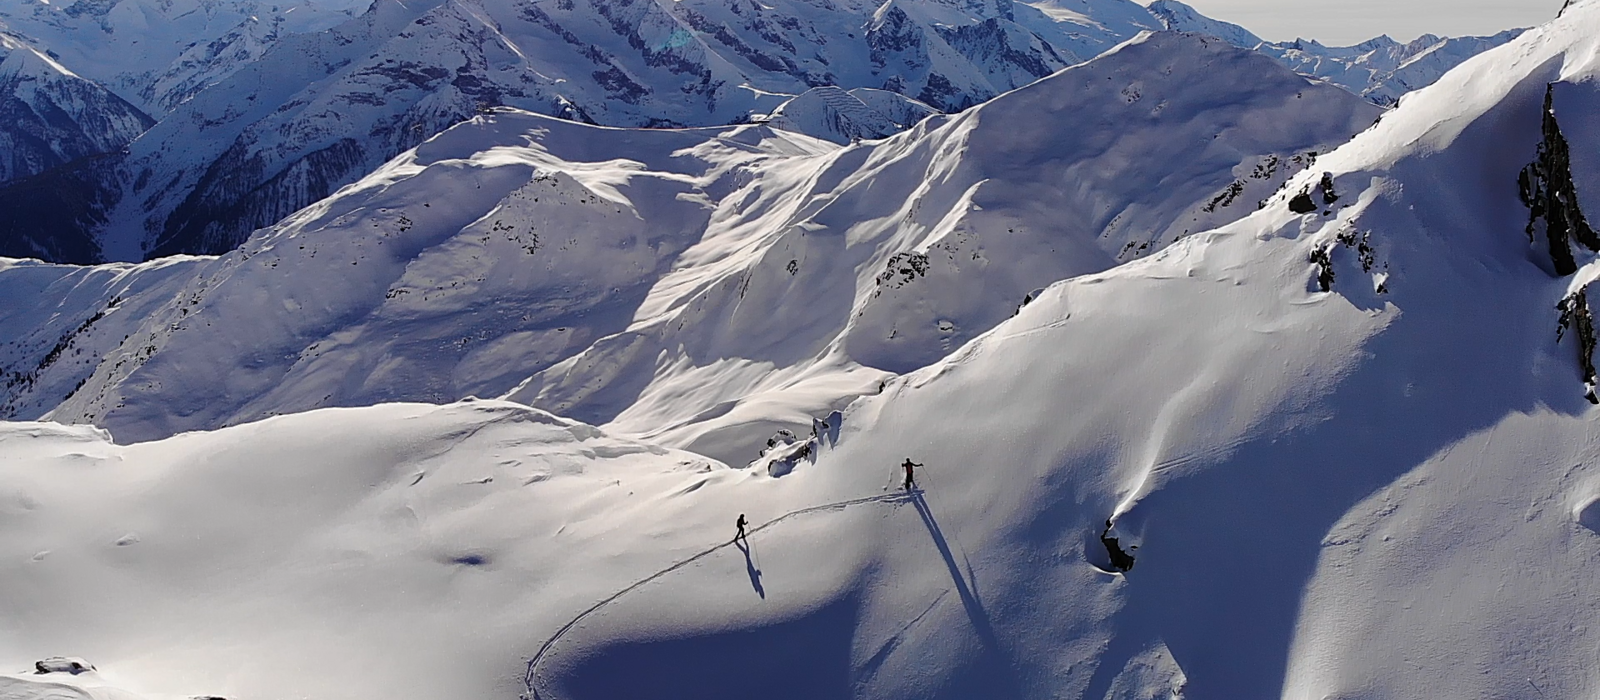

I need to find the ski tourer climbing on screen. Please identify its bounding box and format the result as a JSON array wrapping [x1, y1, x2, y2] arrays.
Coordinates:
[[735, 514, 748, 543], [902, 459, 922, 491]]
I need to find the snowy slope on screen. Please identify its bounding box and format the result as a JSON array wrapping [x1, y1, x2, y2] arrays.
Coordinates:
[[6, 4, 1600, 700], [764, 87, 939, 144], [0, 0, 366, 115], [0, 32, 151, 185], [0, 401, 736, 700], [1142, 0, 1522, 107], [0, 0, 1512, 264], [1144, 0, 1260, 48], [1258, 29, 1526, 107], [10, 32, 1377, 456], [0, 255, 202, 421], [0, 0, 1120, 263]]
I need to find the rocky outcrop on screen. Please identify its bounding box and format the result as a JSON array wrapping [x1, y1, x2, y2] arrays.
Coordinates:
[[1520, 84, 1597, 277], [1557, 285, 1599, 403]]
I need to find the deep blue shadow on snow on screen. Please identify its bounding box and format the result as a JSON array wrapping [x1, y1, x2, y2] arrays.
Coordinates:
[[1078, 104, 1593, 700], [551, 597, 858, 700], [909, 492, 1025, 700]]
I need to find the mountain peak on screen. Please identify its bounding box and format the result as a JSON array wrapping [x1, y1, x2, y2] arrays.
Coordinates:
[[1145, 0, 1262, 48]]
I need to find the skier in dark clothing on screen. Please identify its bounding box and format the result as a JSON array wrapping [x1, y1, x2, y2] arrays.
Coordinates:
[[902, 459, 922, 491], [735, 514, 748, 543]]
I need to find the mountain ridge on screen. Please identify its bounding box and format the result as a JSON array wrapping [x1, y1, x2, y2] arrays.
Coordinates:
[[0, 0, 1522, 265]]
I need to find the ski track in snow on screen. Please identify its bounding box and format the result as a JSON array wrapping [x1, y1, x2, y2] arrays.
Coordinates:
[[522, 490, 919, 700]]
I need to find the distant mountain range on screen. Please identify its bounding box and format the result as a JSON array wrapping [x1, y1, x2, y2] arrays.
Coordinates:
[[3, 5, 1600, 699], [0, 0, 1527, 264], [2, 31, 1380, 445]]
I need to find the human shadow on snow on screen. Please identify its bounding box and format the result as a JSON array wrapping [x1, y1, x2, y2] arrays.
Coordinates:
[[911, 492, 1024, 699], [734, 538, 766, 599]]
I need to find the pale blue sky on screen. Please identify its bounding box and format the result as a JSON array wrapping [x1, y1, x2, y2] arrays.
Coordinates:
[[1142, 0, 1567, 45]]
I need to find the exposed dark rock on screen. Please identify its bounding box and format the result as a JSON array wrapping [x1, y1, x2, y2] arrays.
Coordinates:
[[937, 17, 1067, 88], [33, 656, 94, 674], [1288, 186, 1317, 214], [1100, 519, 1135, 573], [1204, 179, 1245, 212], [875, 251, 930, 290], [1335, 229, 1377, 273], [1557, 287, 1599, 403], [1309, 245, 1335, 291], [0, 62, 154, 185], [151, 138, 372, 258], [1318, 171, 1339, 204], [1520, 84, 1597, 277]]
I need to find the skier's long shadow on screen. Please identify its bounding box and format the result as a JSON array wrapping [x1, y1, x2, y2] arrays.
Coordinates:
[[734, 538, 765, 599], [911, 492, 1019, 695]]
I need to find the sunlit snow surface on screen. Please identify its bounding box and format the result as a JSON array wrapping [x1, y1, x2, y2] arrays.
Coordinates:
[[4, 32, 1378, 459], [6, 6, 1600, 700]]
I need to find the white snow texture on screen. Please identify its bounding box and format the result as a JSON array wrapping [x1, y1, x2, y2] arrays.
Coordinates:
[[4, 2, 1599, 700]]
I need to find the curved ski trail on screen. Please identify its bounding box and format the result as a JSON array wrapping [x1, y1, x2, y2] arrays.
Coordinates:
[[521, 490, 918, 699]]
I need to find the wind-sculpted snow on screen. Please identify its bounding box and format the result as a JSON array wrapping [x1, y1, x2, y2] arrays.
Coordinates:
[[514, 31, 1377, 460], [765, 87, 939, 144], [9, 32, 1376, 459], [8, 6, 1600, 700]]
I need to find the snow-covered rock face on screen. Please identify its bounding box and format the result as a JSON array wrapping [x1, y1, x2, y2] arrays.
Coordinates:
[[0, 0, 1165, 264], [1257, 29, 1527, 107], [0, 0, 1126, 262], [7, 6, 1600, 700], [4, 32, 1378, 458], [0, 0, 1515, 265], [0, 30, 154, 262], [0, 32, 150, 183], [0, 0, 366, 115], [1145, 0, 1261, 49], [765, 87, 938, 144], [1145, 0, 1524, 108]]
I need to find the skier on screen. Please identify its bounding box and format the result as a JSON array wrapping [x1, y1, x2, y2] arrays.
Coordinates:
[[902, 458, 922, 491], [735, 514, 748, 543]]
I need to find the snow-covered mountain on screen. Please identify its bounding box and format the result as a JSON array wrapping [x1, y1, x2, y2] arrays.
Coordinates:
[[1257, 29, 1527, 107], [0, 0, 367, 115], [0, 0, 1167, 265], [1, 31, 1378, 452], [5, 3, 1600, 699], [0, 0, 1519, 265], [1143, 0, 1262, 49], [1141, 0, 1527, 108], [0, 30, 153, 263], [764, 87, 939, 144], [1145, 0, 1529, 107], [0, 31, 150, 183]]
